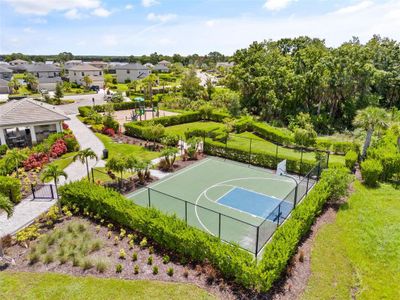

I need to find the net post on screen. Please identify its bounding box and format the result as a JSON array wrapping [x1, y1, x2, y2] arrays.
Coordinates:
[[218, 213, 221, 238], [255, 226, 260, 257], [147, 188, 151, 207]]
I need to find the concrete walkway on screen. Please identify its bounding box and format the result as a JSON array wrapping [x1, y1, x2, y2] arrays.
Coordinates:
[[0, 114, 106, 237]]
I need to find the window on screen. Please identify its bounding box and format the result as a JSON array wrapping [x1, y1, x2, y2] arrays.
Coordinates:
[[82, 72, 84, 76], [99, 71, 102, 75], [127, 70, 130, 74]]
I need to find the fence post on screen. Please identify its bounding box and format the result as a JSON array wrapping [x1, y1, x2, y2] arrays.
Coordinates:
[[31, 184, 35, 199], [249, 138, 252, 165], [185, 201, 188, 225], [293, 184, 298, 208], [277, 204, 282, 226], [218, 213, 221, 238], [299, 148, 304, 176], [306, 175, 310, 194], [147, 188, 151, 207], [255, 226, 260, 257], [326, 151, 330, 167], [317, 161, 321, 180], [50, 184, 54, 199]]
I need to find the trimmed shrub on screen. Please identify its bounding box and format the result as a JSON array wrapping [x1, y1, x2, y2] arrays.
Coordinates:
[[0, 175, 22, 203], [0, 144, 8, 156], [361, 159, 383, 186], [345, 150, 358, 170]]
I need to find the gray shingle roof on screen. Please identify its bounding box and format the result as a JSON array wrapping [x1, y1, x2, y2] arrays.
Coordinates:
[[38, 77, 62, 84], [25, 64, 61, 72], [0, 98, 69, 127], [0, 78, 9, 87], [0, 66, 12, 73], [115, 63, 147, 70], [67, 64, 101, 71]]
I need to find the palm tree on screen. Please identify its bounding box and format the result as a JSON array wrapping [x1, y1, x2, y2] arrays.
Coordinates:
[[73, 148, 98, 180], [353, 106, 388, 159], [7, 78, 20, 94], [23, 72, 39, 92], [4, 149, 27, 178], [83, 75, 93, 90], [0, 193, 13, 258], [41, 165, 68, 203]]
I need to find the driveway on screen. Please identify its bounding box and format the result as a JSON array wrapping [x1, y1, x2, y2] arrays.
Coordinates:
[[59, 90, 106, 115]]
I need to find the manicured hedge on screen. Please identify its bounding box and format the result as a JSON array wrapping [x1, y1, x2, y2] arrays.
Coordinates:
[[78, 101, 159, 117], [257, 167, 352, 291], [0, 175, 22, 204], [59, 181, 257, 289], [204, 138, 316, 175], [252, 122, 294, 146]]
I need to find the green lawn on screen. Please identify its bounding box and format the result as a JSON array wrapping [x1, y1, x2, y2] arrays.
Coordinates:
[[230, 132, 345, 166], [164, 121, 225, 137], [0, 272, 215, 300], [95, 133, 159, 161], [303, 181, 400, 299], [44, 152, 77, 182], [92, 167, 133, 183]]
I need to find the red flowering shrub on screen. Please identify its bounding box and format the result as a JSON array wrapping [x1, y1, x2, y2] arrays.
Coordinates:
[[103, 128, 115, 137], [23, 152, 49, 170], [62, 122, 69, 130], [49, 139, 68, 158]]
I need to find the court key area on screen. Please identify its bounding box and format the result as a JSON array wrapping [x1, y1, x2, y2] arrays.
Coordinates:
[[127, 157, 297, 254]]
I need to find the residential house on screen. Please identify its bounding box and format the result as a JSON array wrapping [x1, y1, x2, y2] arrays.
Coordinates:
[[115, 63, 151, 83], [0, 98, 69, 148], [9, 59, 28, 66], [0, 79, 10, 94], [25, 64, 62, 91], [153, 63, 170, 73], [66, 64, 104, 88], [0, 66, 13, 81], [216, 62, 234, 68], [65, 60, 83, 68], [158, 60, 171, 67], [89, 61, 109, 70]]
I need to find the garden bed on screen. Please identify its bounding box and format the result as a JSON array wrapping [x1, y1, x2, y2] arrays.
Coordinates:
[[2, 212, 247, 299]]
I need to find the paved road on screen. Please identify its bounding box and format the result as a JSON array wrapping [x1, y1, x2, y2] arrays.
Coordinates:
[[59, 90, 107, 115]]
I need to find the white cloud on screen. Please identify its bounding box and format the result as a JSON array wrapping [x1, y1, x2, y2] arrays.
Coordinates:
[[142, 0, 159, 8], [263, 0, 295, 11], [125, 4, 134, 10], [103, 34, 119, 47], [334, 1, 374, 15], [92, 7, 111, 17], [147, 13, 176, 22], [23, 27, 35, 33], [205, 20, 218, 27], [29, 17, 47, 24], [64, 9, 83, 20], [5, 0, 101, 15]]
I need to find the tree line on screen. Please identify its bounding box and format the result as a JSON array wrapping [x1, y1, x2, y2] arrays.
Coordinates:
[[226, 35, 400, 133]]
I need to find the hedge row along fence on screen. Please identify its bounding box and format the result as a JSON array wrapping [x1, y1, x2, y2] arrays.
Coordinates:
[[59, 168, 350, 292], [78, 101, 160, 117]]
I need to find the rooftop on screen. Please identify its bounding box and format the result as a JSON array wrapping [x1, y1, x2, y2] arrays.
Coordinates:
[[25, 64, 61, 73], [114, 63, 147, 70], [0, 66, 12, 73], [67, 64, 101, 71], [0, 98, 69, 127]]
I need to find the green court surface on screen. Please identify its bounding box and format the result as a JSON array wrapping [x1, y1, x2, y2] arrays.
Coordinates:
[[127, 157, 296, 254]]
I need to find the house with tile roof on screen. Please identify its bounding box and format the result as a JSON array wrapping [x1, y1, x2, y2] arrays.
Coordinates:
[[24, 64, 62, 91], [115, 63, 151, 83], [0, 98, 69, 147], [0, 66, 13, 81], [66, 64, 104, 88]]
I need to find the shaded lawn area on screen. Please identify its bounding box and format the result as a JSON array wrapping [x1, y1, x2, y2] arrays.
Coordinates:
[[303, 181, 400, 299], [95, 133, 159, 161], [0, 272, 215, 300], [231, 132, 345, 166], [164, 121, 225, 137]]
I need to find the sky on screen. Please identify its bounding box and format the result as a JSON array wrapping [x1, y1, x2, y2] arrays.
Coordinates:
[[0, 0, 400, 56]]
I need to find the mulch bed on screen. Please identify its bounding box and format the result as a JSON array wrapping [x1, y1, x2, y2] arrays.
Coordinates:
[[112, 134, 164, 151], [1, 214, 259, 299]]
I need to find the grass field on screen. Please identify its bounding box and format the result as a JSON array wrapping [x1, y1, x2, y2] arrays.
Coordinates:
[[92, 167, 133, 183], [44, 152, 77, 182], [230, 132, 345, 166], [95, 133, 159, 161], [0, 272, 215, 300], [303, 181, 400, 299], [164, 121, 225, 137]]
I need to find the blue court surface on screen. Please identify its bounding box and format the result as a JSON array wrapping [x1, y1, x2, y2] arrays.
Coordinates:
[[217, 187, 293, 221]]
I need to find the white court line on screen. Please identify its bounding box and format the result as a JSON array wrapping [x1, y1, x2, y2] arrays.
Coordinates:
[[127, 158, 212, 198]]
